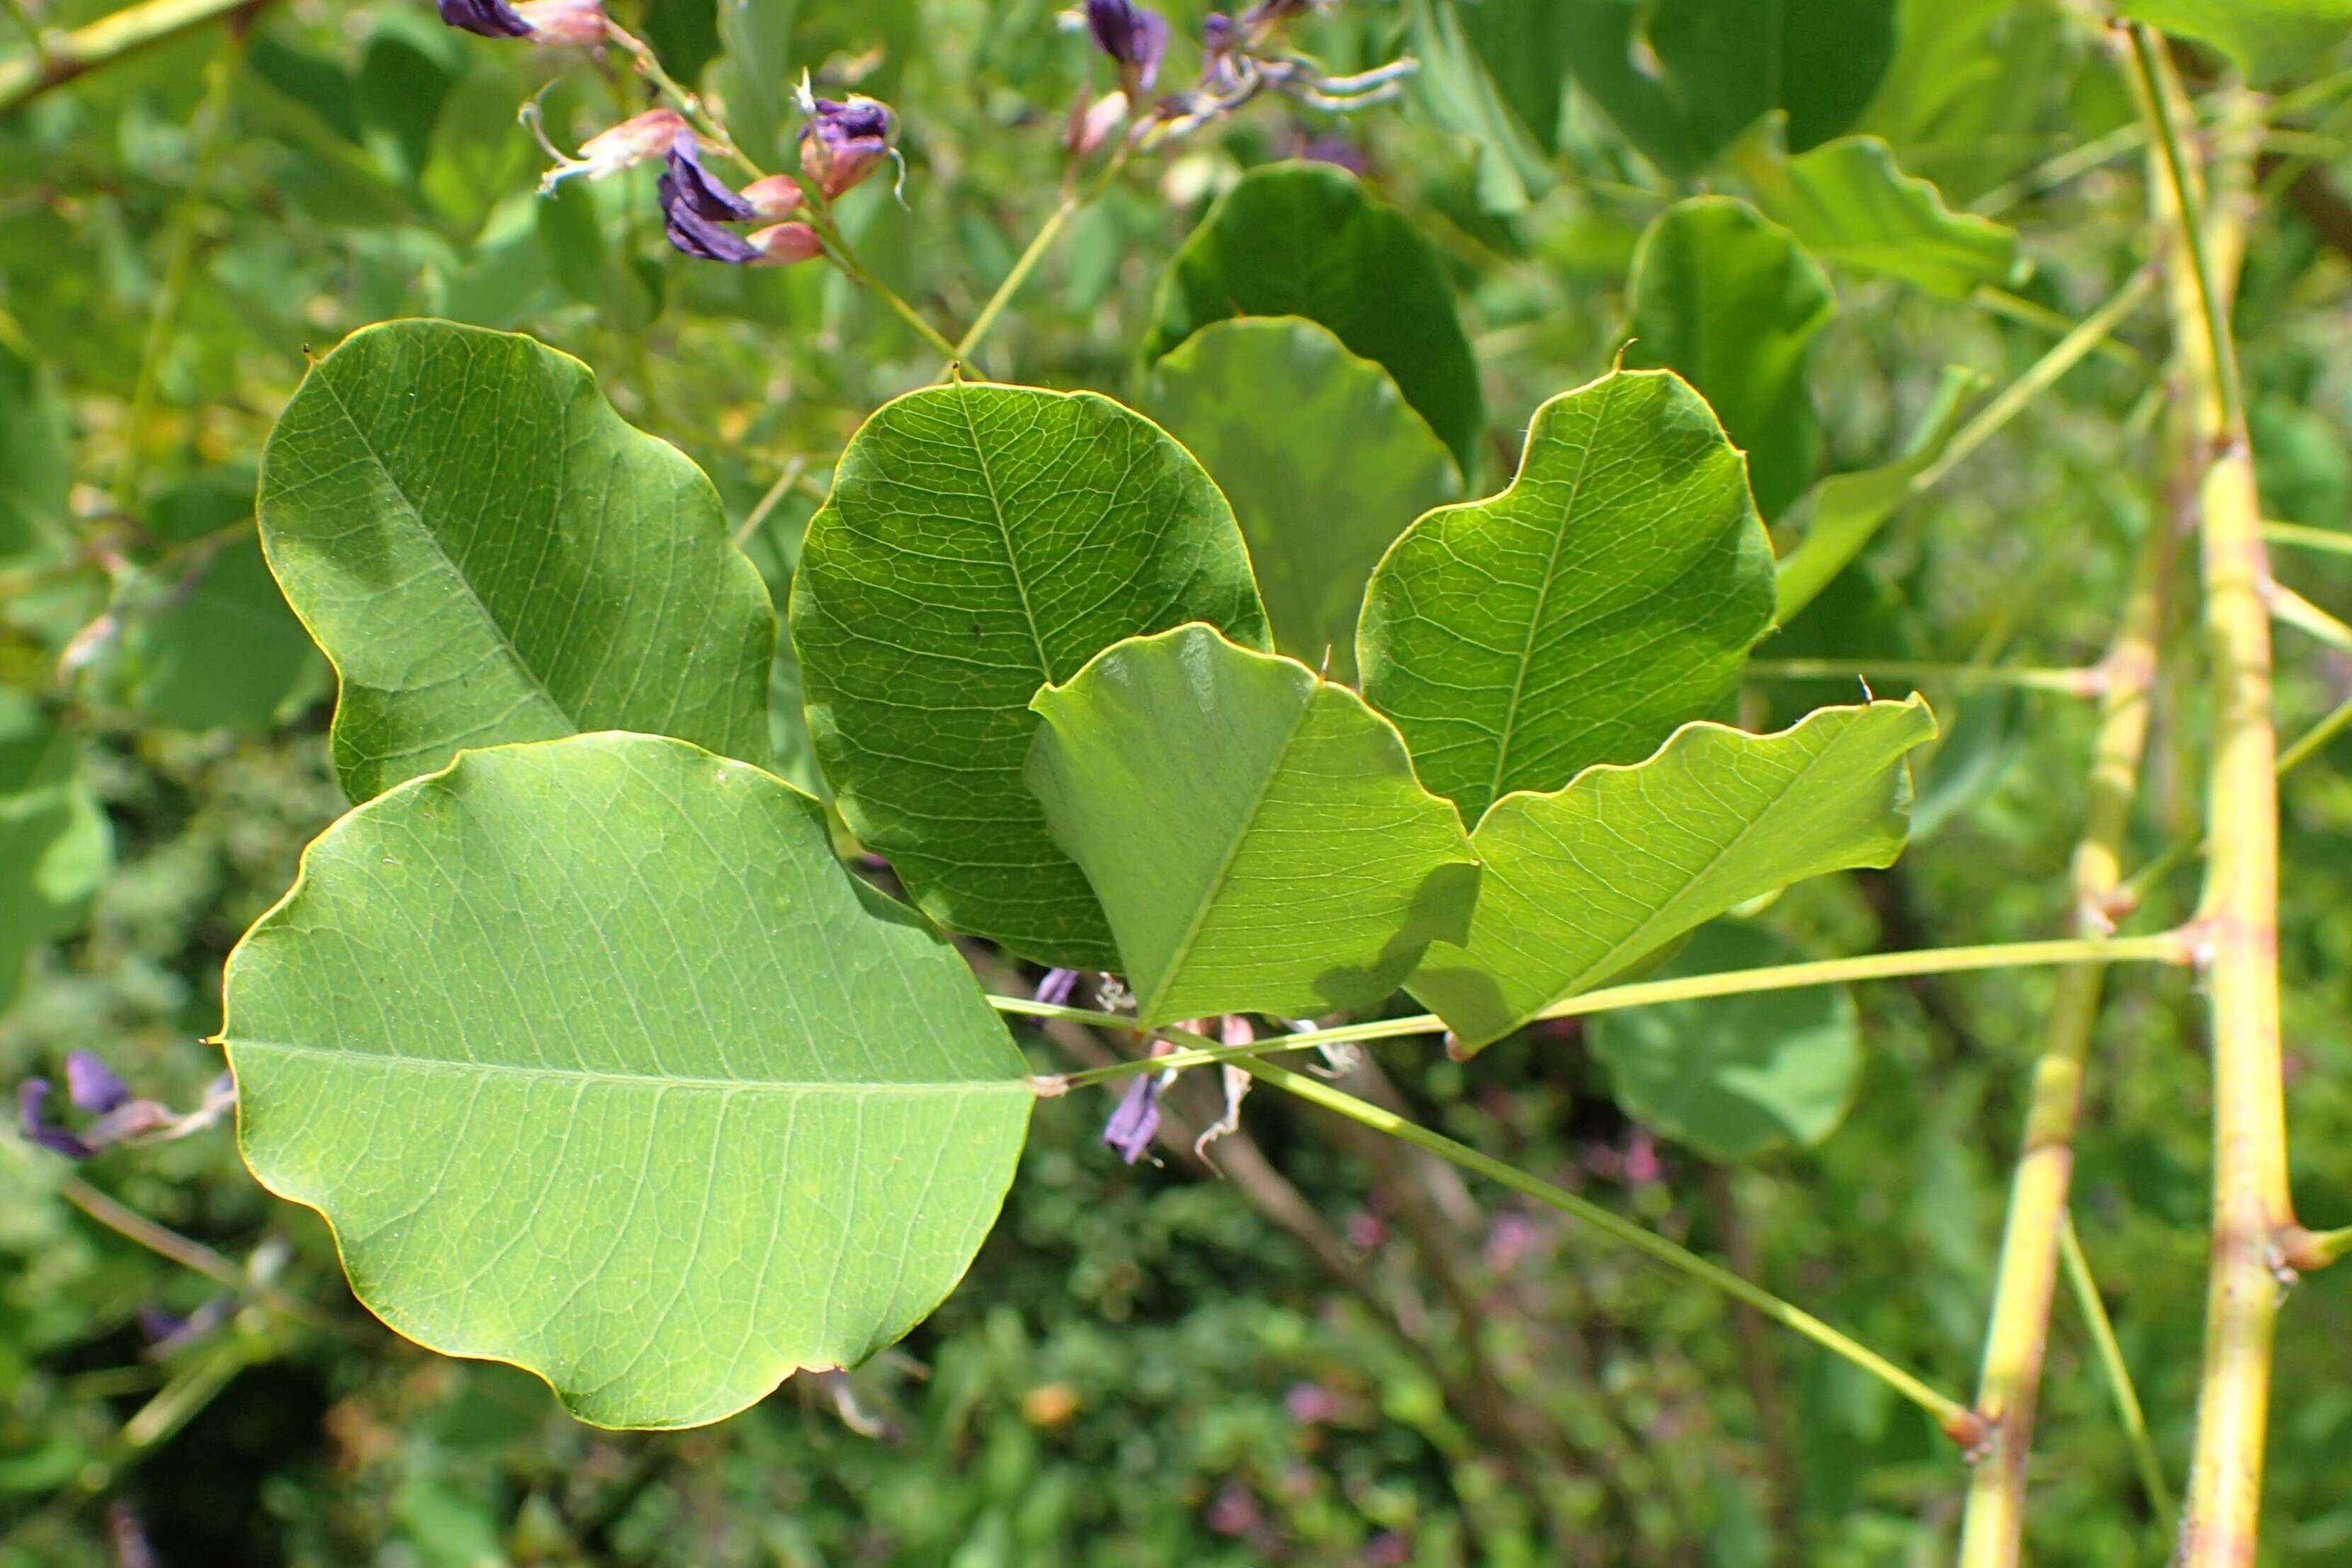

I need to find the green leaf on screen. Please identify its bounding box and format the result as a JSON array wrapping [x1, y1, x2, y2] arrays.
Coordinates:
[[257, 319, 776, 802], [1028, 625, 1478, 1026], [1561, 0, 1898, 176], [0, 334, 69, 569], [1144, 164, 1485, 477], [1773, 364, 1983, 623], [790, 382, 1270, 970], [0, 689, 112, 1011], [1358, 368, 1777, 826], [1406, 0, 1569, 212], [1624, 197, 1835, 520], [2119, 0, 2352, 84], [1741, 125, 2019, 299], [1407, 698, 1937, 1052], [716, 0, 801, 170], [1142, 319, 1462, 683], [1592, 921, 1862, 1161], [117, 535, 329, 734], [221, 732, 1031, 1430]]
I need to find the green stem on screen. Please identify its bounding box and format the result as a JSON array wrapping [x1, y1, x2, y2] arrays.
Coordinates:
[[2060, 1212, 2177, 1534], [827, 239, 959, 359], [2262, 519, 2352, 557], [949, 137, 1139, 369], [2131, 25, 2245, 436], [1972, 285, 2148, 368], [0, 0, 271, 115], [1240, 1058, 1986, 1443], [57, 1174, 326, 1329], [1743, 658, 2103, 696], [2268, 581, 2352, 653]]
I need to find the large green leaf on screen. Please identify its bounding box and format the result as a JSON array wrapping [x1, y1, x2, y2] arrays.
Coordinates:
[[1143, 164, 1485, 477], [1027, 624, 1479, 1026], [1740, 127, 2018, 299], [0, 689, 112, 1011], [1625, 197, 1835, 521], [0, 334, 69, 569], [257, 320, 776, 802], [1408, 698, 1936, 1052], [1773, 364, 1982, 623], [790, 382, 1269, 970], [1142, 319, 1461, 682], [1592, 921, 1862, 1161], [221, 732, 1031, 1430], [117, 536, 330, 734], [1358, 368, 1776, 826], [1561, 0, 1899, 176], [2120, 0, 2352, 84]]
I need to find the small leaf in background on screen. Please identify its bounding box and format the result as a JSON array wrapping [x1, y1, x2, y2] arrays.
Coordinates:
[[1625, 197, 1835, 520], [1143, 163, 1485, 477], [1409, 698, 1936, 1052], [116, 536, 329, 734], [1740, 123, 2020, 298], [0, 689, 113, 1011], [356, 8, 466, 183], [222, 732, 1032, 1430], [0, 334, 69, 569], [1773, 364, 1983, 623], [791, 382, 1269, 971], [1027, 623, 1479, 1026], [1561, 0, 1899, 176], [1406, 0, 1570, 212], [715, 0, 801, 171], [257, 319, 776, 802], [1593, 921, 1862, 1161], [2118, 0, 2352, 84], [1359, 368, 1775, 826], [1143, 318, 1461, 681]]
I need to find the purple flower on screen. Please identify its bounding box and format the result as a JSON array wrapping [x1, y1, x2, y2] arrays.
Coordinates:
[[1087, 0, 1170, 95], [799, 96, 895, 200], [66, 1049, 130, 1114], [658, 132, 761, 263], [437, 0, 533, 38], [1034, 968, 1081, 1008], [19, 1079, 95, 1159], [666, 132, 754, 221], [1101, 1072, 1163, 1164]]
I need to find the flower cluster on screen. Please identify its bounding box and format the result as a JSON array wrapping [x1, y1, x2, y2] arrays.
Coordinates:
[[18, 1050, 233, 1159]]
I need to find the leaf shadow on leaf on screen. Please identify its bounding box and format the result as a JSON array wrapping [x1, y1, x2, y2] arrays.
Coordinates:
[[1306, 857, 1483, 1016]]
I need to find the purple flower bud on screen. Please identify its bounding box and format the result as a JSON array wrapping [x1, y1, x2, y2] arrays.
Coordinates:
[[438, 0, 533, 38], [1034, 968, 1082, 1008], [1101, 1072, 1163, 1164], [798, 96, 895, 200], [65, 1050, 131, 1114], [1086, 0, 1170, 94], [18, 1079, 95, 1159]]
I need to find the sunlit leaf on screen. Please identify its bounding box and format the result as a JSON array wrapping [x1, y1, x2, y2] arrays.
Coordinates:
[[1143, 318, 1461, 681], [222, 732, 1031, 1429], [1741, 125, 2019, 298], [0, 689, 112, 1011], [1359, 368, 1775, 825], [1027, 624, 1479, 1026], [1408, 698, 1936, 1052], [1593, 921, 1862, 1161], [791, 382, 1269, 970], [1144, 163, 1484, 476], [2120, 0, 2352, 83], [257, 319, 776, 802], [1625, 197, 1835, 520]]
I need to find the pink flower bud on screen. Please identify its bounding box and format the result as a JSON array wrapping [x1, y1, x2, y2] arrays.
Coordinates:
[[513, 0, 606, 45], [570, 108, 686, 180], [741, 175, 808, 220], [748, 222, 825, 266], [1066, 89, 1129, 158]]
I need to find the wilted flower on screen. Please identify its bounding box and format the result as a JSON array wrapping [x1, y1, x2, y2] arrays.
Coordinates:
[[740, 174, 808, 220], [1086, 0, 1170, 97], [438, 0, 532, 38], [1102, 1070, 1163, 1164], [665, 131, 754, 221], [14, 1056, 234, 1160], [798, 93, 896, 200], [438, 0, 606, 43], [538, 107, 686, 193], [659, 130, 762, 263], [1065, 88, 1131, 158], [747, 222, 825, 266], [66, 1047, 130, 1115], [19, 1079, 95, 1158]]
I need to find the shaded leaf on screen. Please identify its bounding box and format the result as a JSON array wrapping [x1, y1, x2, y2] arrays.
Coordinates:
[[0, 334, 69, 569], [716, 0, 801, 170], [1359, 368, 1776, 826], [1408, 698, 1936, 1051], [1625, 197, 1835, 520], [1561, 0, 1898, 176], [1406, 0, 1569, 212], [222, 733, 1031, 1429], [257, 319, 775, 802], [118, 535, 329, 734], [1593, 921, 1862, 1161], [0, 689, 112, 1011], [790, 382, 1269, 970], [1027, 624, 1479, 1026], [2120, 0, 2352, 84], [1144, 163, 1484, 477], [1741, 126, 2019, 298], [1142, 318, 1461, 682]]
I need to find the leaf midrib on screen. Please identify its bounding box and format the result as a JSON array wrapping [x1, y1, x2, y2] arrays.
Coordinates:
[[227, 1036, 1027, 1095]]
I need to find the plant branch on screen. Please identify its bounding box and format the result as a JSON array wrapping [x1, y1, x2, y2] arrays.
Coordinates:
[[1743, 658, 2105, 696], [2266, 580, 2352, 653], [1239, 1058, 1986, 1444], [57, 1175, 326, 1330], [2262, 519, 2352, 557], [0, 0, 271, 116]]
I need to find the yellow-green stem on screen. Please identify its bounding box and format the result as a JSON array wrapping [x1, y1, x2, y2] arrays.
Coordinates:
[[2061, 1213, 2176, 1533], [1743, 658, 2103, 696], [0, 0, 270, 114]]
